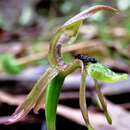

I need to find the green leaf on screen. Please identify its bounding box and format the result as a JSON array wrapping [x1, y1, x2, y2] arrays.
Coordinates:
[[2, 54, 21, 74], [87, 63, 128, 83]]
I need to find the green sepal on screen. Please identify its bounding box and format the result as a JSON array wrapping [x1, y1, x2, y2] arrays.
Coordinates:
[[87, 63, 128, 83]]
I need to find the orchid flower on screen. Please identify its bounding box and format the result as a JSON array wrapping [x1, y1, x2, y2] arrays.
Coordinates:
[[0, 5, 128, 130]]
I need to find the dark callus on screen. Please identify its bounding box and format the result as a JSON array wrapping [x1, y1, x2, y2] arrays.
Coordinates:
[[74, 54, 97, 64]]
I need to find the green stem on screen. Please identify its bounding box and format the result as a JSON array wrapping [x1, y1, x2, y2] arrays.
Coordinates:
[[61, 59, 81, 76], [45, 73, 65, 130]]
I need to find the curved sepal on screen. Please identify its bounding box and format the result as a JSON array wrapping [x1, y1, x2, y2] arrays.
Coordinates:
[[62, 5, 118, 28], [49, 5, 118, 67]]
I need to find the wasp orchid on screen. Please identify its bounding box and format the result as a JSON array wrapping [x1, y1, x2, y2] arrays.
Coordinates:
[[0, 5, 128, 130]]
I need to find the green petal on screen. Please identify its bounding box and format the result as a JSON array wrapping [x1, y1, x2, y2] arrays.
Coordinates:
[[94, 79, 112, 124], [0, 67, 59, 124], [79, 62, 93, 130], [87, 63, 128, 83]]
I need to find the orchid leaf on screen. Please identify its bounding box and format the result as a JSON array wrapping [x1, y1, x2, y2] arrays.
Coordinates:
[[87, 63, 128, 83], [0, 67, 59, 124]]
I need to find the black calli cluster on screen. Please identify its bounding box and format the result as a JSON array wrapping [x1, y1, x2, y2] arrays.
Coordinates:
[[74, 54, 97, 64]]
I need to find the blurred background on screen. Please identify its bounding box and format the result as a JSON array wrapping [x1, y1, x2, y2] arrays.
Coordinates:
[[0, 0, 130, 130]]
